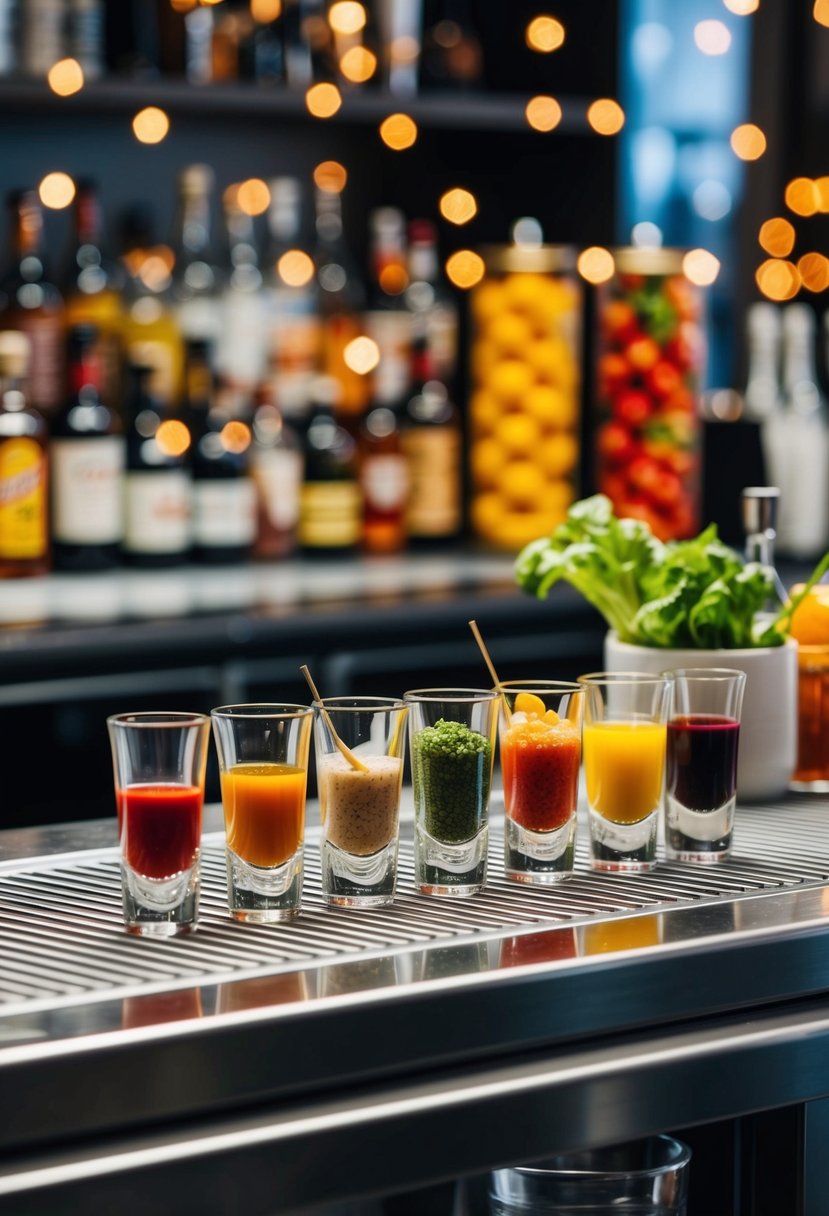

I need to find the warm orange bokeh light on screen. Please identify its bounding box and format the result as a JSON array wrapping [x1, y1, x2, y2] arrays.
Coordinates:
[[785, 177, 820, 216], [250, 0, 282, 20], [277, 250, 315, 287], [343, 336, 380, 375], [723, 0, 759, 13], [328, 1, 366, 34], [683, 248, 720, 286], [525, 95, 562, 132], [47, 58, 84, 96], [237, 178, 271, 216], [445, 250, 485, 289], [378, 264, 408, 294], [694, 19, 732, 53], [305, 82, 342, 118], [577, 246, 615, 284], [587, 99, 625, 136], [313, 160, 348, 193], [39, 172, 76, 210], [379, 113, 418, 149], [730, 123, 767, 160], [156, 419, 191, 458], [815, 176, 829, 212], [340, 45, 377, 82], [221, 421, 252, 455], [815, 0, 829, 27], [525, 15, 565, 52], [170, 0, 197, 11], [439, 188, 478, 226], [755, 258, 801, 301], [798, 253, 829, 293], [132, 107, 170, 144], [758, 217, 795, 257]]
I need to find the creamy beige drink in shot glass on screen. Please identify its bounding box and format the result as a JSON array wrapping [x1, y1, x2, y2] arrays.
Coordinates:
[[313, 698, 408, 906]]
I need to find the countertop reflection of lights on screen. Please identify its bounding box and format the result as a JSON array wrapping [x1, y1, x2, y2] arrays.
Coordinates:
[[758, 218, 795, 257], [47, 57, 84, 96], [439, 188, 478, 226], [755, 258, 800, 301], [525, 95, 562, 132], [694, 19, 732, 54], [39, 172, 76, 209], [379, 113, 418, 149], [730, 123, 766, 160], [525, 15, 565, 52], [682, 249, 720, 286], [445, 250, 484, 289], [577, 247, 615, 284]]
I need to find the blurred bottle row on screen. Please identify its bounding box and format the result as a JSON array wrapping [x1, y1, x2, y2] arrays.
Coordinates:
[[0, 0, 483, 95], [0, 169, 465, 576]]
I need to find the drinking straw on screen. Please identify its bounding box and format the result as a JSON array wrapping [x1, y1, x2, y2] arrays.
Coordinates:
[[300, 665, 369, 773], [468, 619, 512, 722]]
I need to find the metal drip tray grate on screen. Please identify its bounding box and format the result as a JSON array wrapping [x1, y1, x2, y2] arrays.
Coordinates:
[[0, 803, 827, 1015]]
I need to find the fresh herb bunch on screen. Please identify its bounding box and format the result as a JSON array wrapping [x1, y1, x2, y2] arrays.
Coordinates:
[[515, 494, 829, 649], [412, 719, 492, 843]]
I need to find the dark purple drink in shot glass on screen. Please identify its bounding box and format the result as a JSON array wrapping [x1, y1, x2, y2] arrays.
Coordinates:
[[666, 713, 741, 862]]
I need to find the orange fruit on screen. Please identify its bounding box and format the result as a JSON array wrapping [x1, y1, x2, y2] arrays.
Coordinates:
[[789, 584, 829, 644], [515, 691, 547, 718]]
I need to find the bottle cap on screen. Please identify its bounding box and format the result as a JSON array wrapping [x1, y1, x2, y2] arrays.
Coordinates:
[[742, 486, 780, 535]]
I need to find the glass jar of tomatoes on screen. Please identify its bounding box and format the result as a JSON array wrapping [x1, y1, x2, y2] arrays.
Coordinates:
[[595, 248, 704, 541], [469, 245, 582, 551]]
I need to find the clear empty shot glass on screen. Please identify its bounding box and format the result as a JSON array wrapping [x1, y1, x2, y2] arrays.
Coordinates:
[[211, 704, 313, 922], [313, 697, 409, 907], [107, 711, 211, 937], [405, 688, 498, 897]]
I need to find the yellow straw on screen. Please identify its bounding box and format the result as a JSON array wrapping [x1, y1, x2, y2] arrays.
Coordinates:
[[300, 665, 369, 773], [468, 620, 512, 723]]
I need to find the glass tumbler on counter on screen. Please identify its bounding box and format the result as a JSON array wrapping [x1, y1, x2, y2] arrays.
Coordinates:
[[211, 703, 313, 922], [497, 681, 583, 884], [107, 711, 211, 936], [313, 696, 408, 907], [579, 673, 671, 872], [405, 688, 498, 896], [665, 668, 746, 863], [489, 1135, 691, 1215]]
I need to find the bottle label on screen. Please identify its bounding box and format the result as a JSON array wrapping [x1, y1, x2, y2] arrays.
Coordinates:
[[365, 310, 412, 401], [19, 313, 63, 412], [124, 471, 192, 554], [0, 438, 48, 560], [299, 482, 361, 547], [402, 429, 461, 536], [362, 454, 408, 513], [51, 437, 125, 544], [193, 479, 256, 548], [252, 448, 302, 530]]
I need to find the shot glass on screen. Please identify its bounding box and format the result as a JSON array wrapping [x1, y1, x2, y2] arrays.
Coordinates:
[[107, 711, 211, 937], [665, 668, 746, 863], [791, 645, 829, 791], [405, 688, 498, 897], [578, 672, 672, 872], [313, 696, 408, 907], [498, 681, 583, 884], [211, 704, 313, 922]]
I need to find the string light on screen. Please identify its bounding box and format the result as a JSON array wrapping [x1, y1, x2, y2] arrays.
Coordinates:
[[577, 247, 614, 284], [525, 16, 565, 52], [694, 19, 732, 54], [525, 96, 562, 132], [682, 248, 720, 286], [237, 178, 270, 216], [328, 1, 366, 34], [759, 217, 795, 257], [38, 172, 76, 210], [798, 253, 829, 292], [587, 99, 625, 135], [340, 46, 377, 82], [755, 258, 800, 300], [379, 113, 418, 149], [306, 83, 342, 118], [730, 123, 766, 160], [47, 58, 84, 96], [445, 250, 485, 289], [313, 161, 348, 193], [132, 107, 170, 144], [343, 336, 380, 374], [278, 250, 315, 287], [785, 177, 820, 216], [439, 188, 478, 226]]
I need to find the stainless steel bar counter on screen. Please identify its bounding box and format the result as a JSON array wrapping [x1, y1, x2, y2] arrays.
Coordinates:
[[1, 797, 828, 1214]]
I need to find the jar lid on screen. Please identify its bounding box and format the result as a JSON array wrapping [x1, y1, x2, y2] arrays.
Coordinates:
[[612, 247, 686, 275], [479, 245, 578, 274]]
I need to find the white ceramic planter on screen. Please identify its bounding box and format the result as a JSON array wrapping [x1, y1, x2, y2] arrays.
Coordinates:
[[603, 633, 798, 803]]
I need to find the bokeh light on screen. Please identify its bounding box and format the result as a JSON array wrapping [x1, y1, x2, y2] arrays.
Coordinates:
[[47, 58, 84, 96], [816, 176, 829, 212], [587, 98, 625, 135], [755, 258, 801, 300], [758, 217, 795, 257], [723, 0, 759, 12], [379, 113, 418, 149], [328, 1, 366, 33], [682, 248, 721, 285], [340, 45, 377, 82], [525, 95, 562, 132], [38, 172, 76, 210], [577, 246, 615, 284], [815, 0, 829, 27], [798, 253, 829, 292], [221, 421, 252, 455], [278, 250, 315, 287], [439, 188, 478, 226], [730, 123, 767, 160], [306, 82, 342, 118], [313, 160, 348, 193], [250, 0, 282, 20], [132, 107, 170, 144], [445, 250, 485, 289], [156, 419, 191, 458], [785, 177, 820, 216], [525, 15, 565, 52], [378, 264, 408, 294], [694, 19, 732, 54], [631, 221, 663, 246], [343, 336, 380, 374], [237, 178, 270, 216]]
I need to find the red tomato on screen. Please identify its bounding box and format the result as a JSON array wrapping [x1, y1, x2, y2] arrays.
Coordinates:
[[646, 360, 683, 403], [665, 276, 700, 323], [627, 455, 663, 496], [599, 472, 627, 503], [626, 336, 660, 374], [598, 352, 631, 398], [602, 300, 638, 345], [665, 386, 698, 415], [648, 469, 683, 510], [598, 421, 636, 465], [663, 334, 695, 373], [614, 389, 652, 428]]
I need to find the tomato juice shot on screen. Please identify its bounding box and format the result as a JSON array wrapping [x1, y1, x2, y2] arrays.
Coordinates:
[[107, 712, 211, 937], [665, 669, 745, 863], [211, 704, 313, 922], [579, 673, 672, 872], [497, 682, 583, 884]]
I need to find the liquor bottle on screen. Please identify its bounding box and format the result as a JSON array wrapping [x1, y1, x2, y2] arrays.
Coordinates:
[[122, 362, 192, 567], [215, 193, 266, 397], [264, 177, 321, 419], [299, 375, 361, 556], [364, 208, 411, 405], [741, 487, 787, 611], [120, 205, 184, 411], [63, 180, 124, 406], [420, 0, 483, 91], [68, 0, 105, 80], [777, 303, 829, 558], [401, 332, 462, 546], [360, 362, 408, 553], [250, 390, 303, 560], [20, 0, 64, 76], [0, 191, 64, 415], [51, 325, 125, 572], [314, 185, 368, 419], [185, 5, 214, 82], [239, 0, 284, 82], [171, 165, 222, 346], [0, 331, 50, 578], [405, 219, 458, 384], [186, 340, 256, 563], [375, 0, 423, 95], [0, 0, 15, 75]]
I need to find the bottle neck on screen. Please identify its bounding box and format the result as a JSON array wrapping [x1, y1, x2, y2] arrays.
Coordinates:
[[68, 347, 102, 397], [10, 196, 43, 260], [176, 192, 212, 260], [74, 190, 104, 250], [268, 202, 301, 246]]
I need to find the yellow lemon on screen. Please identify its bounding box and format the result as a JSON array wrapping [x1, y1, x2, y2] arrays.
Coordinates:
[[488, 358, 535, 404], [540, 479, 576, 518], [538, 432, 579, 478], [496, 413, 541, 456], [497, 460, 546, 507], [488, 511, 554, 550], [471, 279, 505, 324], [524, 384, 578, 429], [514, 691, 547, 718], [526, 336, 578, 385], [789, 584, 829, 644], [470, 389, 501, 434], [470, 340, 500, 384], [503, 272, 555, 313], [470, 437, 502, 488], [471, 491, 502, 538], [486, 311, 533, 356]]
